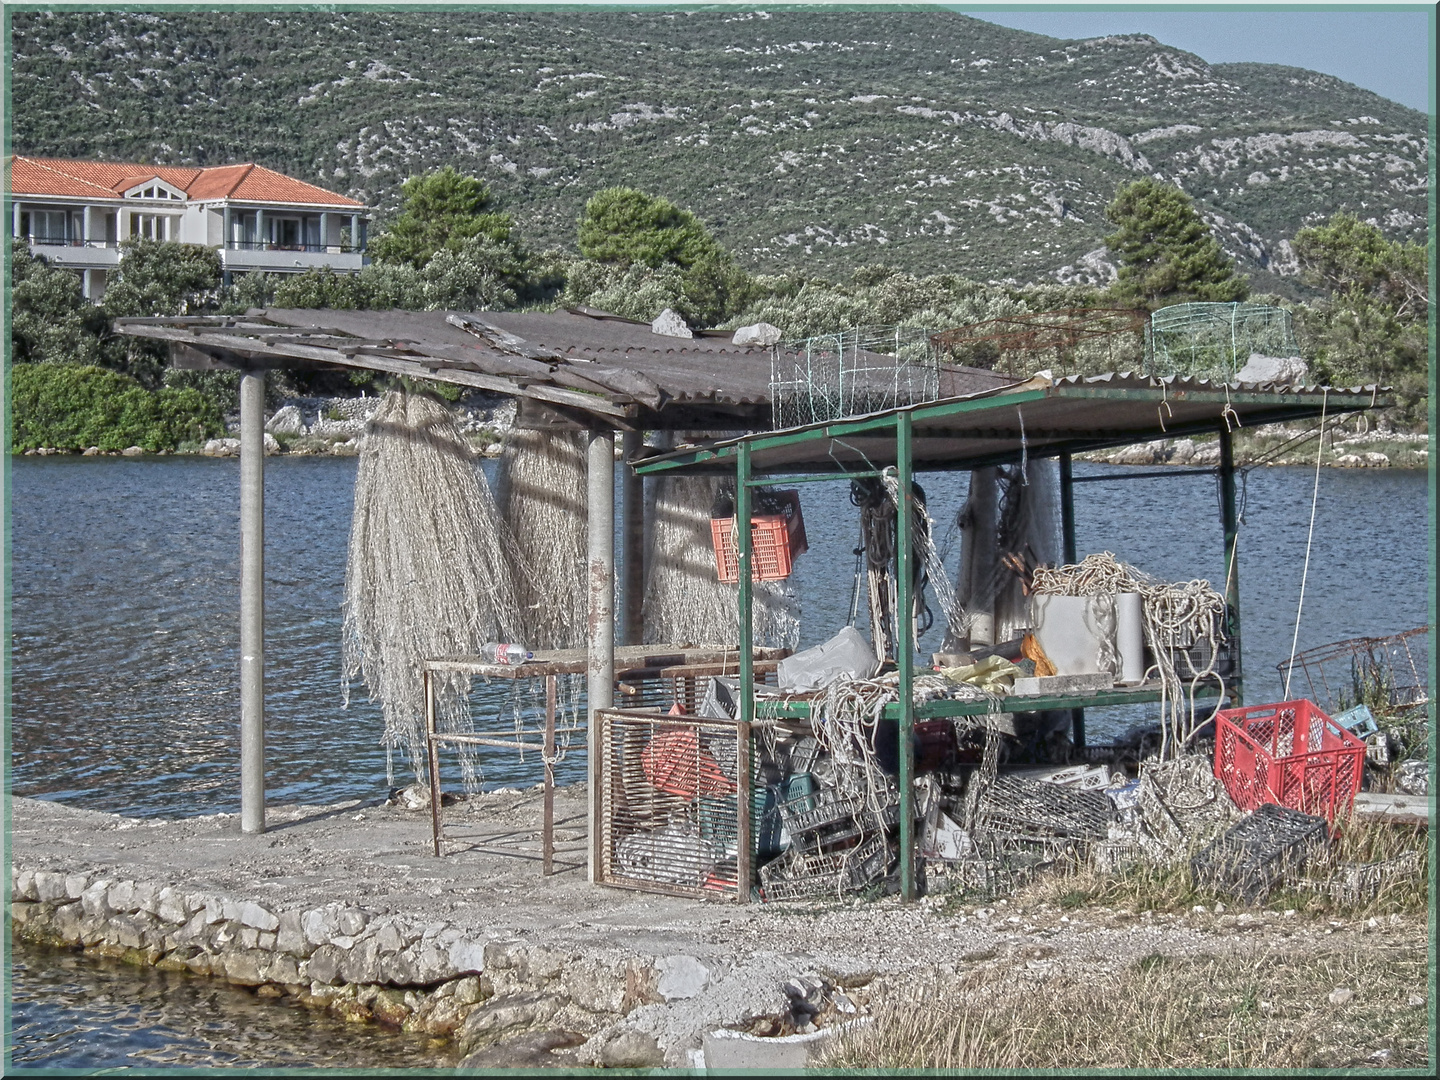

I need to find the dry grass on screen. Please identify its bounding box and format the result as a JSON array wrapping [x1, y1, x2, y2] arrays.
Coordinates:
[[824, 944, 1430, 1070], [1011, 819, 1429, 921]]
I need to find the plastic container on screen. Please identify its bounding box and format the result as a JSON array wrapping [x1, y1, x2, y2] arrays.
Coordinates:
[[479, 642, 533, 665], [1212, 699, 1365, 821], [710, 490, 807, 583]]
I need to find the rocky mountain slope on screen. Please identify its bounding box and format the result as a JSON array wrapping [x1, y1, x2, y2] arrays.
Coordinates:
[[9, 7, 1428, 286]]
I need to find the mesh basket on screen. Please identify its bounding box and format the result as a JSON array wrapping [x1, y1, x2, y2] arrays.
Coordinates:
[[1190, 803, 1330, 903], [597, 711, 752, 898], [1213, 699, 1364, 821]]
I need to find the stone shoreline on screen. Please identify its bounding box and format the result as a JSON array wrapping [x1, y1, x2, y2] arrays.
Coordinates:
[[8, 791, 1418, 1069]]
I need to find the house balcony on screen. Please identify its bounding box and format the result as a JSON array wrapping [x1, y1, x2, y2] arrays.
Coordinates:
[[221, 242, 366, 274], [25, 238, 122, 269]]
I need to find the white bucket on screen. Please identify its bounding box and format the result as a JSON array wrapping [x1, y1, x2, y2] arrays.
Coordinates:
[[1115, 592, 1145, 684], [1031, 594, 1101, 676]]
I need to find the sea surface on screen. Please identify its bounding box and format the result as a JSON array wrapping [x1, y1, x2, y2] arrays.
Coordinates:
[[5, 453, 1431, 1068]]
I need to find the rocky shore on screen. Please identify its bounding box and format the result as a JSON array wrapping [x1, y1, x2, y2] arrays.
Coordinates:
[[8, 792, 1422, 1069]]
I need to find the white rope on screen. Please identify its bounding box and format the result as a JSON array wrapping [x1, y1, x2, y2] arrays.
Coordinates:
[[1284, 389, 1327, 699]]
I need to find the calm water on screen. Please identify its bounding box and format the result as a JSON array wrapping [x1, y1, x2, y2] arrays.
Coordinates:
[[5, 453, 1431, 1068]]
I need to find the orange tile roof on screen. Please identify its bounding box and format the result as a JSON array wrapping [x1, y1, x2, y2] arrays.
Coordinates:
[[7, 156, 364, 208]]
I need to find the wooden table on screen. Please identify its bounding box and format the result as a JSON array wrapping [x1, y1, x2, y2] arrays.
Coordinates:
[[421, 647, 790, 868]]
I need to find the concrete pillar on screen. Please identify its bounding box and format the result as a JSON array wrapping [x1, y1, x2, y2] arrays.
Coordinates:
[[256, 208, 266, 250], [585, 428, 615, 882], [349, 214, 359, 249], [12, 199, 21, 238], [320, 211, 331, 251], [620, 430, 644, 645], [239, 371, 267, 834]]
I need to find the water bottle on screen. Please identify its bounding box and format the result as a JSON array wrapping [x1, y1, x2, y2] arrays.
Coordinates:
[[480, 642, 533, 665]]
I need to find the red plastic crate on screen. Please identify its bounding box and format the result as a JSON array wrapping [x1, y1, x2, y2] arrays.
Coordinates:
[[710, 491, 807, 583], [1212, 699, 1365, 821]]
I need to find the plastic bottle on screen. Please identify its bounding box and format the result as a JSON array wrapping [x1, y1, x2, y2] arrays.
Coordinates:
[[480, 642, 533, 665]]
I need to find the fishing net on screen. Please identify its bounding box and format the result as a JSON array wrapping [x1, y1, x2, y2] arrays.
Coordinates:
[[341, 387, 527, 787], [494, 427, 588, 649], [642, 438, 800, 649]]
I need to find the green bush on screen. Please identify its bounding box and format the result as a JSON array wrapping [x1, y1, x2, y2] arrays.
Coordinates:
[[9, 363, 226, 452]]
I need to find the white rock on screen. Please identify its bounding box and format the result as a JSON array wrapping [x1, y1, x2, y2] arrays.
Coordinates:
[[121, 445, 145, 457], [656, 955, 709, 1001], [1328, 987, 1355, 1006], [1237, 354, 1308, 385], [264, 432, 281, 455], [731, 322, 783, 347], [34, 871, 67, 903], [202, 438, 241, 457], [266, 404, 305, 436], [64, 872, 90, 899], [651, 308, 693, 338]]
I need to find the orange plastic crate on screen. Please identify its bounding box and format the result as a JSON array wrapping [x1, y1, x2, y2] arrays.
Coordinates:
[[1212, 699, 1365, 821], [710, 492, 807, 583]]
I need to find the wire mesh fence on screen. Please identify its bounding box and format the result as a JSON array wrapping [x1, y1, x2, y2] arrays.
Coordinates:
[[769, 326, 940, 428], [1145, 302, 1300, 381]]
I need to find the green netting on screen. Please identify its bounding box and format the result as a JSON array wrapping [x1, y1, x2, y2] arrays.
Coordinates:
[[1145, 302, 1300, 381]]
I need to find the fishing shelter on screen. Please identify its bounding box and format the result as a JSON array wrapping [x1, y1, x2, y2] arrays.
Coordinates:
[[629, 372, 1389, 900]]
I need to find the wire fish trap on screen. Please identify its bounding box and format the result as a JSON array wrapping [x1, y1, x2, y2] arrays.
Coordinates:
[[1190, 803, 1330, 903], [769, 325, 940, 428], [976, 774, 1116, 841], [1145, 302, 1301, 382], [778, 791, 901, 853], [757, 833, 892, 902], [598, 712, 751, 899], [1276, 627, 1430, 716]]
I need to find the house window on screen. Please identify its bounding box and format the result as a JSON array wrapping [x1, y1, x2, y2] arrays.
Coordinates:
[[130, 213, 176, 241], [30, 210, 70, 244]]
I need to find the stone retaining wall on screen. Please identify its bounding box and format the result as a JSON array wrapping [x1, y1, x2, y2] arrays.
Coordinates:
[[8, 864, 842, 1068]]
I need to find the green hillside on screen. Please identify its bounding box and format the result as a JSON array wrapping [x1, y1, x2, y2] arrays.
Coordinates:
[[8, 7, 1429, 285]]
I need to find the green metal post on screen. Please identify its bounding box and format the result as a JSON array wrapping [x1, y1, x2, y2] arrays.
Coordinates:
[[1219, 425, 1244, 705], [1059, 452, 1077, 565], [1059, 452, 1084, 748], [736, 443, 754, 726], [895, 413, 916, 902]]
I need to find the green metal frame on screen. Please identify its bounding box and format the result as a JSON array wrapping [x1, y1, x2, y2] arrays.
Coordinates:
[[647, 380, 1386, 904]]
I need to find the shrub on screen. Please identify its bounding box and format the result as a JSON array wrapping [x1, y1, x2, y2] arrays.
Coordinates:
[[9, 363, 226, 452]]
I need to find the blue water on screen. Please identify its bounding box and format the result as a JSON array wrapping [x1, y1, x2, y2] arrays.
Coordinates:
[[8, 456, 1430, 818]]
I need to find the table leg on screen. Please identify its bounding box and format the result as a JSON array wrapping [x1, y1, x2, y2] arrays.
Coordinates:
[[544, 674, 556, 876]]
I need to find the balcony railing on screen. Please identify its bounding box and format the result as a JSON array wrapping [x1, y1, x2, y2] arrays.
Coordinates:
[[24, 237, 118, 248], [225, 241, 365, 253]]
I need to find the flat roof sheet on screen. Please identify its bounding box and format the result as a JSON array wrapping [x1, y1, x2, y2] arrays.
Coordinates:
[[632, 372, 1389, 475]]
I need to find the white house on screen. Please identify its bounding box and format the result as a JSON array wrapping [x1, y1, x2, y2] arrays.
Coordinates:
[[8, 156, 370, 300]]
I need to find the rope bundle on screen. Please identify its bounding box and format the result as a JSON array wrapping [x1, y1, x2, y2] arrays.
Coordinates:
[[1031, 552, 1228, 761]]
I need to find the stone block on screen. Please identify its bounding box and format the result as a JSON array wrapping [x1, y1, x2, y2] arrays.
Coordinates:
[[257, 931, 277, 951], [238, 927, 260, 950], [1011, 672, 1115, 697], [265, 954, 302, 986], [14, 870, 37, 901], [338, 938, 385, 985], [64, 873, 90, 899], [448, 937, 488, 976], [34, 871, 68, 903], [52, 902, 85, 942], [370, 919, 404, 954], [157, 888, 190, 924], [656, 955, 709, 1001], [223, 949, 268, 986], [237, 901, 279, 931], [81, 880, 114, 919], [457, 994, 564, 1054], [132, 882, 161, 914], [336, 908, 368, 937], [277, 910, 310, 956], [596, 1028, 666, 1069], [305, 945, 346, 986], [112, 914, 149, 950], [108, 880, 137, 912]]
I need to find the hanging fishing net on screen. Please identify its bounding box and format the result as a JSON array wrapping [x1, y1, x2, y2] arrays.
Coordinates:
[[643, 439, 800, 648], [341, 387, 527, 787], [494, 427, 589, 649]]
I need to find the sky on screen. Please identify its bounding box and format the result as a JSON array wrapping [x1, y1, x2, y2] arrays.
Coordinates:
[[955, 5, 1434, 113]]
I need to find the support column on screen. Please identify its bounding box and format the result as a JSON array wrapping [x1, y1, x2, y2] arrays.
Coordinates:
[[736, 445, 754, 720], [12, 199, 21, 239], [895, 413, 917, 902], [1059, 452, 1084, 748], [350, 214, 360, 250], [621, 430, 645, 646], [239, 370, 266, 835], [256, 208, 266, 250], [586, 428, 615, 883], [1219, 425, 1243, 706]]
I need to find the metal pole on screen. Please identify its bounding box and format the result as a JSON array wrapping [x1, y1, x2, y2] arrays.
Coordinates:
[[736, 443, 754, 722], [1059, 452, 1084, 748], [544, 674, 556, 876], [1219, 425, 1244, 705], [1058, 452, 1077, 565], [895, 413, 917, 902], [238, 369, 266, 835], [586, 428, 615, 883], [426, 668, 441, 856], [620, 430, 645, 645]]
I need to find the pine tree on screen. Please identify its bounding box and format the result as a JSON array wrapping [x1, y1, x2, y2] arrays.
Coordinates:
[[1104, 179, 1248, 309]]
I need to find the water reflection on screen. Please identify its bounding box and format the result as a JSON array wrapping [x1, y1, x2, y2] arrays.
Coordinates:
[[7, 939, 455, 1069]]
